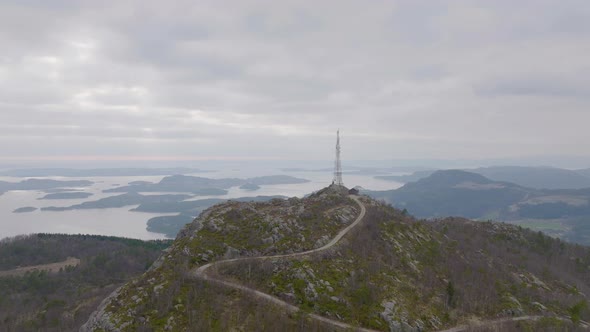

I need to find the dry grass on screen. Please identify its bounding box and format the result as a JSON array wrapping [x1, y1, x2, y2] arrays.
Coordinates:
[[0, 256, 80, 277]]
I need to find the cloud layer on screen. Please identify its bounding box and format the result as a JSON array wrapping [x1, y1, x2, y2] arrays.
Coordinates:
[[1, 0, 589, 161]]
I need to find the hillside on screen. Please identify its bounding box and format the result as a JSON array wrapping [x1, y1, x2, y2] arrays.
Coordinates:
[[375, 170, 435, 183], [369, 170, 531, 219], [83, 186, 589, 331], [367, 170, 590, 245], [376, 166, 590, 190], [0, 234, 172, 331], [473, 166, 590, 190]]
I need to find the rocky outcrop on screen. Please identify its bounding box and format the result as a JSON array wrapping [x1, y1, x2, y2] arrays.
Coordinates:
[[80, 287, 123, 332], [81, 189, 359, 330]]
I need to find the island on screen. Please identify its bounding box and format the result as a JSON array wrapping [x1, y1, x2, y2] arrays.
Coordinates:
[[39, 192, 94, 200], [38, 191, 286, 238], [0, 179, 93, 192], [13, 207, 37, 213], [104, 175, 243, 193], [239, 183, 261, 191], [247, 175, 310, 185], [42, 188, 86, 194], [104, 174, 309, 194], [128, 181, 153, 186], [41, 193, 192, 211]]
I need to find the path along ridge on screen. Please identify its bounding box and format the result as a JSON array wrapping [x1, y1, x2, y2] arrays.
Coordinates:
[[192, 195, 377, 331], [190, 195, 551, 332]]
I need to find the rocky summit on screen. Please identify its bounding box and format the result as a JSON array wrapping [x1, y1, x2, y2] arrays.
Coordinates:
[[82, 187, 590, 331]]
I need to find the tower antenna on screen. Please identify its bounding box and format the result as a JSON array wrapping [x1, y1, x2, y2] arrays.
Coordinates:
[[333, 129, 343, 186]]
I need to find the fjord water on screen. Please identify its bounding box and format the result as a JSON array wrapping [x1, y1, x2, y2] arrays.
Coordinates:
[[0, 169, 402, 240], [0, 175, 177, 240]]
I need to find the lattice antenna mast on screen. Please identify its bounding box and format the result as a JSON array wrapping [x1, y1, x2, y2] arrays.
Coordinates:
[[333, 130, 343, 186]]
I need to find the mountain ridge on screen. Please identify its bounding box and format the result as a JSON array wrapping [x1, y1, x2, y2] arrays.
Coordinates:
[[82, 186, 590, 331], [376, 166, 590, 190], [366, 170, 590, 245]]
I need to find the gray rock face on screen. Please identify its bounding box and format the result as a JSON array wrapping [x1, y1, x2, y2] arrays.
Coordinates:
[[79, 287, 123, 332], [380, 300, 421, 332]]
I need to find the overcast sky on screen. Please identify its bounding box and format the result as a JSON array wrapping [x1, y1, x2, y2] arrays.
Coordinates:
[[1, 0, 589, 164]]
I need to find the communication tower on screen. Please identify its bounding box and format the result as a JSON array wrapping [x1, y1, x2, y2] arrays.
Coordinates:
[[333, 130, 343, 186]]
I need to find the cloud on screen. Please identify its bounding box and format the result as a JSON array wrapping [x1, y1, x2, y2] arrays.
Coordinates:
[[0, 0, 589, 162], [476, 73, 590, 98]]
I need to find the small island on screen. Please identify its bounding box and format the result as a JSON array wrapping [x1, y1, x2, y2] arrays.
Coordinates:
[[39, 192, 94, 200], [104, 174, 309, 194], [13, 207, 37, 213], [147, 214, 194, 238], [239, 183, 261, 191], [0, 179, 93, 192], [41, 193, 193, 211], [128, 181, 153, 186]]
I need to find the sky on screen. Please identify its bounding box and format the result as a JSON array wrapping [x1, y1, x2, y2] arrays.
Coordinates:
[[1, 0, 590, 166]]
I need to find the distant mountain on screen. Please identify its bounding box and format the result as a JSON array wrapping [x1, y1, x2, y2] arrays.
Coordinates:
[[375, 170, 435, 183], [575, 168, 590, 178], [369, 170, 530, 219], [473, 166, 590, 189], [366, 170, 590, 245], [376, 166, 590, 190]]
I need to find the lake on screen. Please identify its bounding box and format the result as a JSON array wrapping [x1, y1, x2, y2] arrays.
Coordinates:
[[0, 169, 402, 240]]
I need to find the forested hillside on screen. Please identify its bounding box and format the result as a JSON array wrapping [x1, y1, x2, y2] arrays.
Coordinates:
[[0, 234, 172, 331], [367, 170, 590, 245]]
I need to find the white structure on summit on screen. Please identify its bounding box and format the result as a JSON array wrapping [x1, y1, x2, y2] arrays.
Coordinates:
[[333, 130, 344, 186]]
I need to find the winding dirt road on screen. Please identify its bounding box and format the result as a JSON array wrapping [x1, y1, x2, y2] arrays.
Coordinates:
[[192, 195, 379, 332]]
